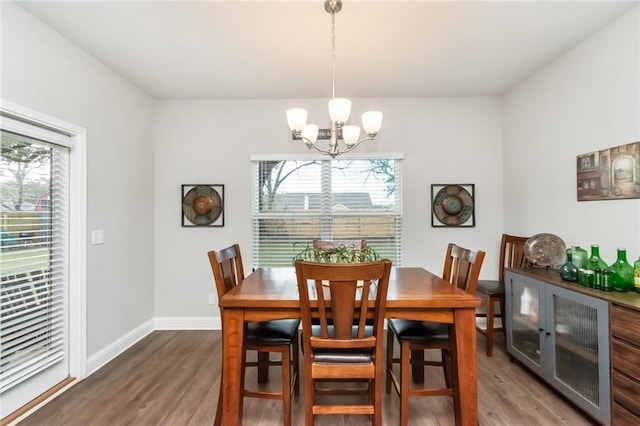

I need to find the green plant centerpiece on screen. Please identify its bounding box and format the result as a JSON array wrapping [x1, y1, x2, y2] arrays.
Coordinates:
[[292, 242, 380, 264]]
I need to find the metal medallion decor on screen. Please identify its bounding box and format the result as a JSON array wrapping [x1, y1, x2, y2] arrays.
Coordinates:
[[181, 184, 224, 227], [431, 184, 475, 227]]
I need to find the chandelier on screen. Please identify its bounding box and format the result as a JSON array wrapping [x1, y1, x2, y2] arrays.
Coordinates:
[[286, 0, 383, 158]]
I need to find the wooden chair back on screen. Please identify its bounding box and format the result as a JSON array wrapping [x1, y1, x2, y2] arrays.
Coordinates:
[[207, 243, 245, 301], [442, 243, 486, 295], [498, 234, 529, 284], [294, 259, 391, 353]]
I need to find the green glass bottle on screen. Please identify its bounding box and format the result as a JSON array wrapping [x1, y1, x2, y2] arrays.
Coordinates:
[[602, 269, 612, 292], [559, 251, 579, 282], [568, 245, 588, 269], [609, 248, 634, 292], [586, 245, 608, 270]]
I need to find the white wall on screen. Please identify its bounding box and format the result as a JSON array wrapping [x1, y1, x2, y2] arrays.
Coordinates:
[[1, 2, 156, 356], [502, 6, 640, 264], [154, 97, 504, 319]]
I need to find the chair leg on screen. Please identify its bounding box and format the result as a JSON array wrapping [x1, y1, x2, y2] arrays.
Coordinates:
[[499, 296, 506, 340], [400, 342, 411, 426], [486, 296, 495, 357], [214, 382, 222, 426], [293, 331, 300, 397], [411, 349, 425, 384], [448, 349, 461, 421], [373, 377, 382, 426], [304, 364, 314, 426], [214, 351, 223, 426], [257, 351, 270, 383], [281, 347, 292, 426], [441, 349, 452, 388], [386, 328, 394, 393], [239, 347, 247, 415]]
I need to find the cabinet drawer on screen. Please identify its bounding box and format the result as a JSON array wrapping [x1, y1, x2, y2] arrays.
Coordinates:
[[612, 370, 640, 416], [610, 304, 640, 345], [611, 338, 640, 380], [613, 401, 640, 425]]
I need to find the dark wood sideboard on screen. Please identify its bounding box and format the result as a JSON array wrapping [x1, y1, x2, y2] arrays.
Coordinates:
[[505, 267, 640, 426]]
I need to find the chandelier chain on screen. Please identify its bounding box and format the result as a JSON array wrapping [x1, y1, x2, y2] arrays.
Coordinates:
[[285, 0, 382, 158], [330, 7, 336, 99]]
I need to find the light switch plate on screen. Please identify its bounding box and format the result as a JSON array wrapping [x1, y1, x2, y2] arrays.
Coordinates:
[[92, 230, 104, 245]]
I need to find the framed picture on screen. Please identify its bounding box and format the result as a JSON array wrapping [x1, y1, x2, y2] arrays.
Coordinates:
[[577, 141, 640, 201], [431, 184, 475, 227], [181, 184, 224, 227]]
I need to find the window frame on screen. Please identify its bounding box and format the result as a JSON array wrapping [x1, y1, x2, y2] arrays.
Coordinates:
[[250, 152, 403, 268]]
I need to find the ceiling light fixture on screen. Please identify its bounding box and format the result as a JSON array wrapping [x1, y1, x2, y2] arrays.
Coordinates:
[[286, 0, 382, 158]]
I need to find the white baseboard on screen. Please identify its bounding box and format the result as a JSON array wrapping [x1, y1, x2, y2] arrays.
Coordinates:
[[85, 319, 155, 376], [86, 317, 219, 375], [154, 316, 221, 330]]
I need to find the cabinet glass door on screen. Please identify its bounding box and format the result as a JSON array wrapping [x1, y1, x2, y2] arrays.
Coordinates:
[[548, 286, 610, 424], [510, 278, 543, 367], [506, 271, 611, 425], [552, 294, 600, 405]]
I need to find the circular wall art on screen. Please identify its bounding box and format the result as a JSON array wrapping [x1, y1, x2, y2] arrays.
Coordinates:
[[181, 184, 224, 227], [431, 184, 475, 227]]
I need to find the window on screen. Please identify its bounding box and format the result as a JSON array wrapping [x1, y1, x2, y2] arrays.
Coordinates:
[[251, 154, 403, 267]]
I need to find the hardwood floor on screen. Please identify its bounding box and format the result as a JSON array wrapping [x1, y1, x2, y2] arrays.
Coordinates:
[[16, 330, 596, 426]]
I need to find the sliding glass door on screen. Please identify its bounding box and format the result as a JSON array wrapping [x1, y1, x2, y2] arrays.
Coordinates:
[[0, 121, 71, 418]]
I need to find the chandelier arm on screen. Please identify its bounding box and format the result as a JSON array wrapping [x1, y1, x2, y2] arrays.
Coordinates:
[[341, 136, 376, 154], [297, 134, 377, 158], [300, 137, 333, 156]]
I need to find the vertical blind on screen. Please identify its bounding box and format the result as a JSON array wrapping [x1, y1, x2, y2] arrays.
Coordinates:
[[251, 156, 403, 267], [0, 130, 69, 393]]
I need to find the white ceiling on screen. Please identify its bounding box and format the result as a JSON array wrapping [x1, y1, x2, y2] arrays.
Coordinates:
[[14, 0, 638, 100]]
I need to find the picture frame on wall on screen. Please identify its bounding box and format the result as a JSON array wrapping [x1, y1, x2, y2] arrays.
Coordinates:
[[181, 184, 224, 227], [431, 184, 475, 227], [577, 141, 640, 201]]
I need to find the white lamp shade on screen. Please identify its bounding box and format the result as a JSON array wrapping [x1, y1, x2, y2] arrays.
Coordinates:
[[328, 98, 351, 124], [362, 111, 383, 135], [301, 124, 319, 144], [342, 125, 361, 146], [286, 108, 308, 132]]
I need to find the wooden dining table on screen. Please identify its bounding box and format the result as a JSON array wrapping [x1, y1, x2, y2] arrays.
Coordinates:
[[219, 266, 481, 426]]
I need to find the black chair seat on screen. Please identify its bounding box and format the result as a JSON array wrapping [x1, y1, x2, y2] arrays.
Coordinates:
[[387, 318, 449, 342], [247, 319, 301, 345], [313, 348, 373, 364], [476, 279, 504, 296]]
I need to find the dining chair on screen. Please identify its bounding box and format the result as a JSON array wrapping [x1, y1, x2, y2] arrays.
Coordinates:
[[385, 243, 485, 426], [208, 244, 300, 426], [475, 234, 528, 356], [294, 258, 392, 426]]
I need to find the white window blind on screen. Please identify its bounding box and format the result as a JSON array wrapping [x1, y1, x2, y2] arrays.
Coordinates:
[[0, 130, 69, 393], [251, 156, 403, 267]]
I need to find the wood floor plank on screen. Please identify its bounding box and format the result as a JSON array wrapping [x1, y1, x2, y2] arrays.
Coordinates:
[[16, 330, 595, 426]]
